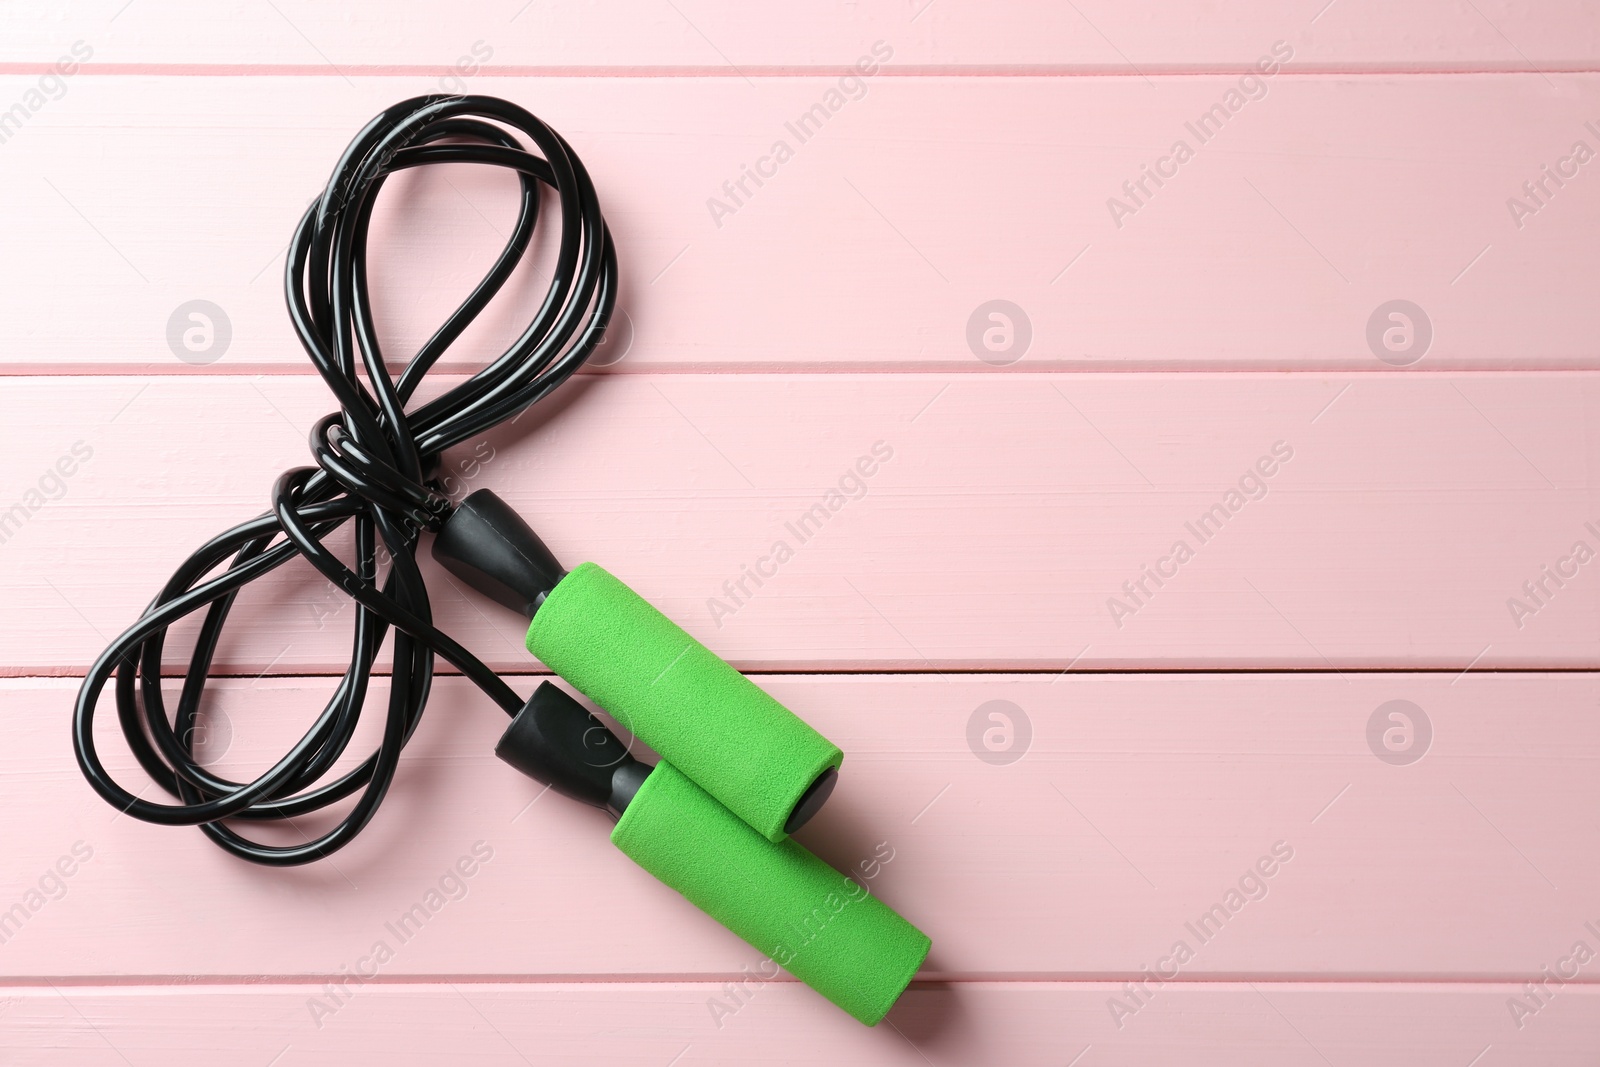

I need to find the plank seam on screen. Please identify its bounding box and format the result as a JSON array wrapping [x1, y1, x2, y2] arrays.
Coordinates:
[[1, 63, 1597, 78], [8, 667, 1600, 682], [4, 364, 1600, 378], [5, 974, 1598, 988]]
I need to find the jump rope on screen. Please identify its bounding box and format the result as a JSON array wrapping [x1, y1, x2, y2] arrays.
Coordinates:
[[68, 95, 928, 1026]]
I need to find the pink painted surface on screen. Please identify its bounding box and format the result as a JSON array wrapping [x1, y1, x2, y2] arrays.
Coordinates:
[[3, 3, 1598, 1062], [8, 672, 1598, 980], [3, 1, 1600, 72], [0, 75, 1597, 372], [5, 984, 1600, 1066], [2, 374, 1593, 673]]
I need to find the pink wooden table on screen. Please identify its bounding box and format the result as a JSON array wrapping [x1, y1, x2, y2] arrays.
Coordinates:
[[4, 3, 1600, 1063]]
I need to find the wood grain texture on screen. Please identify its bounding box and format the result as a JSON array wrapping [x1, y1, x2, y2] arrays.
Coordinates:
[[10, 673, 1598, 980], [6, 7, 1598, 1057], [3, 373, 1593, 674], [3, 74, 1598, 372], [3, 0, 1599, 72], [3, 982, 1599, 1066]]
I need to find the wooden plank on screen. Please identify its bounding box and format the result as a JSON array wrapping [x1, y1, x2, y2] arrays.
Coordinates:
[[3, 74, 1599, 372], [8, 15, 1595, 1064], [2, 373, 1594, 674], [3, 982, 1598, 1066], [3, 1, 1599, 73], [10, 672, 1600, 979]]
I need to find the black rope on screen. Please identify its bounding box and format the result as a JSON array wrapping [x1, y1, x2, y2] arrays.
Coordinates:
[[71, 95, 617, 865]]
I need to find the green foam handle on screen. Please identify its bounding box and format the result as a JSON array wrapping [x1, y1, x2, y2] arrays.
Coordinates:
[[613, 760, 930, 1026], [527, 562, 843, 843]]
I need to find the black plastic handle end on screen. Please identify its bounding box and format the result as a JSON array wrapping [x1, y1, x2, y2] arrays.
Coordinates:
[[432, 489, 566, 617], [496, 682, 650, 817]]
